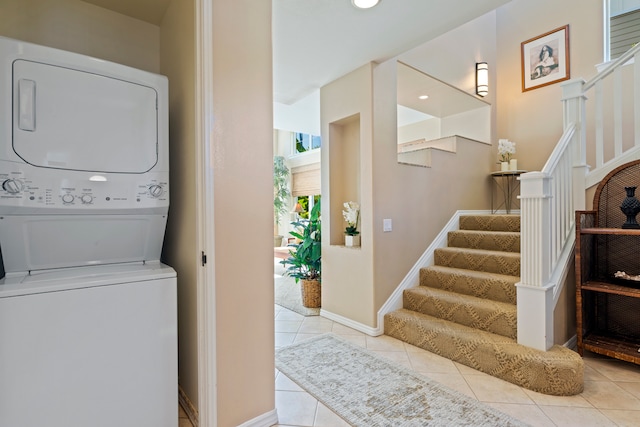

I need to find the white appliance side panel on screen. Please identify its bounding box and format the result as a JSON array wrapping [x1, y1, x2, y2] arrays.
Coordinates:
[[0, 214, 167, 273], [12, 59, 158, 173], [0, 277, 178, 427]]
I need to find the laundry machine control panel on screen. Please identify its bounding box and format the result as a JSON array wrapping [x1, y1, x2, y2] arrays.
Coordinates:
[[0, 164, 169, 213]]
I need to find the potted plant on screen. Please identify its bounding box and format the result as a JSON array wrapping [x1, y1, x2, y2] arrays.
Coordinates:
[[273, 155, 291, 247], [281, 200, 321, 308], [342, 201, 360, 247]]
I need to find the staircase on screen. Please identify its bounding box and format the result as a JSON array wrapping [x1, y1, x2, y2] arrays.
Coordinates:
[[384, 213, 584, 396]]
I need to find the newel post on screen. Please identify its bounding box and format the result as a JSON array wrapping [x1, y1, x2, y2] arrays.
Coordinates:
[[517, 172, 554, 351]]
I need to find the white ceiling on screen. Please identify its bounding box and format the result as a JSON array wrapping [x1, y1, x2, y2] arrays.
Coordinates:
[[82, 0, 509, 105], [273, 0, 509, 104]]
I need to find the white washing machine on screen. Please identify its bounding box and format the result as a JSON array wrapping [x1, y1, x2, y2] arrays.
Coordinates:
[[0, 37, 177, 427]]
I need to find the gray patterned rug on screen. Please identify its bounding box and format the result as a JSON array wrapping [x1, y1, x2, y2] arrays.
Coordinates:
[[274, 259, 319, 316], [275, 334, 530, 427]]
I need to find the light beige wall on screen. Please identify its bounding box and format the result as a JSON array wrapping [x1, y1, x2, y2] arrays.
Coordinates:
[[398, 118, 441, 144], [369, 12, 498, 317], [321, 64, 376, 326], [554, 260, 577, 345], [159, 0, 198, 411], [372, 59, 494, 313], [495, 0, 602, 345], [211, 1, 275, 425], [441, 107, 492, 143], [0, 0, 160, 73], [320, 13, 499, 329], [495, 0, 602, 171]]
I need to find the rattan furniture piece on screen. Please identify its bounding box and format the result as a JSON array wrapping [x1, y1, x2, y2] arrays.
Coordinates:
[[575, 159, 640, 364]]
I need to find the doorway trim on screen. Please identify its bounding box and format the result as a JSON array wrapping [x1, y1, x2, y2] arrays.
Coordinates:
[[195, 0, 216, 426]]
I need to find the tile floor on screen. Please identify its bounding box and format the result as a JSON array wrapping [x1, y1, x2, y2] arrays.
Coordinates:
[[178, 304, 640, 427], [273, 304, 640, 427]]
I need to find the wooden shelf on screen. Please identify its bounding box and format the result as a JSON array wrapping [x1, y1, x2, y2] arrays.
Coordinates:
[[581, 280, 640, 297], [576, 161, 640, 366], [580, 227, 640, 235], [583, 333, 640, 364]]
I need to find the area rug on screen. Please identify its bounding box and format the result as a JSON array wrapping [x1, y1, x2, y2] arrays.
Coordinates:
[[275, 334, 530, 427], [274, 259, 319, 316]]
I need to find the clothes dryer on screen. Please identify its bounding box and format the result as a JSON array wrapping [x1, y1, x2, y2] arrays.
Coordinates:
[[0, 37, 177, 427]]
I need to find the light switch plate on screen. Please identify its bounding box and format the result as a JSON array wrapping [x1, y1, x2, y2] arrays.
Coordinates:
[[383, 218, 392, 232]]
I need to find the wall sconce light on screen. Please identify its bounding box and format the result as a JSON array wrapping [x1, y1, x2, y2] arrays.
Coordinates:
[[352, 0, 380, 9], [476, 62, 488, 97]]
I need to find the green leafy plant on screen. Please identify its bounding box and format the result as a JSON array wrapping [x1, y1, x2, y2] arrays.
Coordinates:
[[281, 200, 321, 282], [273, 156, 291, 227]]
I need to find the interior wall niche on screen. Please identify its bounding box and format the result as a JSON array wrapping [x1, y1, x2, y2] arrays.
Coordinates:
[[396, 61, 490, 167], [329, 113, 360, 246]]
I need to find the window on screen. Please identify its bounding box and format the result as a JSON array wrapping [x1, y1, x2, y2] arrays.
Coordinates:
[[294, 132, 321, 154], [606, 0, 640, 60], [295, 195, 320, 220]]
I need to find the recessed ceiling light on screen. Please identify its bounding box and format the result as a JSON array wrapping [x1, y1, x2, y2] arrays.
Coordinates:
[[418, 95, 429, 100], [352, 0, 380, 9]]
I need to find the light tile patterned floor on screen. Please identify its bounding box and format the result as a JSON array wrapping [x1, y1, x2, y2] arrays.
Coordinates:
[[273, 304, 640, 427], [178, 304, 640, 427]]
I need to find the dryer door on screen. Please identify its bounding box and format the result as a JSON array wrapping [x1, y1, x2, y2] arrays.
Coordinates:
[[12, 60, 158, 173]]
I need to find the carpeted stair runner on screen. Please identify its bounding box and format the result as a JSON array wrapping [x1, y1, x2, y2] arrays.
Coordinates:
[[385, 214, 584, 396]]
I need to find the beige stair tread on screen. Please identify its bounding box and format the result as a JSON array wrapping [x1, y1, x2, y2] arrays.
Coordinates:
[[404, 286, 516, 338], [448, 229, 520, 253], [420, 265, 518, 304], [434, 246, 520, 276]]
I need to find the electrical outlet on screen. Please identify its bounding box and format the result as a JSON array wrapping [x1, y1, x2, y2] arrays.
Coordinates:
[[383, 218, 392, 232]]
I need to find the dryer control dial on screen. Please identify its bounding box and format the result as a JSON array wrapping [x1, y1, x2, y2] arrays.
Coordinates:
[[2, 179, 24, 194], [61, 194, 75, 204], [148, 184, 164, 198], [81, 195, 93, 204]]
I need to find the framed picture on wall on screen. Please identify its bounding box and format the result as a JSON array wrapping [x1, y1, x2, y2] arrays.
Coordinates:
[[521, 25, 570, 92]]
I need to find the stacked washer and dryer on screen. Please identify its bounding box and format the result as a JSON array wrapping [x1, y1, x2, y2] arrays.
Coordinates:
[[0, 37, 178, 426]]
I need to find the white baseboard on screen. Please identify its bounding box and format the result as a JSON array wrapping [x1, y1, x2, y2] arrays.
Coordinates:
[[564, 334, 578, 351], [320, 309, 382, 336], [237, 409, 279, 427], [179, 385, 199, 427]]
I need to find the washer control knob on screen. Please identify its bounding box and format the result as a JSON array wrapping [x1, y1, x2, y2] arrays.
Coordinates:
[[148, 185, 164, 198], [81, 195, 93, 204], [2, 179, 23, 194], [62, 194, 75, 204]]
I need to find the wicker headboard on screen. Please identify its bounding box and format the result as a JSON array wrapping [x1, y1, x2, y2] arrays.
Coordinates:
[[592, 159, 640, 228]]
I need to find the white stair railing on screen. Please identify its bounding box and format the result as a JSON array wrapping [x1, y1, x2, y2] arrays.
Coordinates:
[[517, 44, 640, 351]]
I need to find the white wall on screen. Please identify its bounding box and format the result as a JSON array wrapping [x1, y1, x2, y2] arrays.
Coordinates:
[[274, 89, 321, 135]]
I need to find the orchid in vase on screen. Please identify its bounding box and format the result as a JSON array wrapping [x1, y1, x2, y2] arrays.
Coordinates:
[[342, 201, 360, 236], [498, 139, 516, 163]]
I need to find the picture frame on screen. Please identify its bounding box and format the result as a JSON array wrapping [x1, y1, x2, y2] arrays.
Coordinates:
[[521, 25, 570, 92]]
